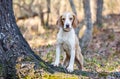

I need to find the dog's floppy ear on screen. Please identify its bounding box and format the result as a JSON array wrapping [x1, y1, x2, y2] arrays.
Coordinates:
[[72, 14, 79, 28], [56, 16, 63, 27]]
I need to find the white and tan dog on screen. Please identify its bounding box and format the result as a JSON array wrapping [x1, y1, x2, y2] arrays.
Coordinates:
[[53, 12, 83, 72]]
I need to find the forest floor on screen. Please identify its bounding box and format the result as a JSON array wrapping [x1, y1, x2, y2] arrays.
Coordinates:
[[17, 14, 120, 79]]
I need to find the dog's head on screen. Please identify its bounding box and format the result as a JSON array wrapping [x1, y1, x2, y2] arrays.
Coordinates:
[[56, 12, 79, 32]]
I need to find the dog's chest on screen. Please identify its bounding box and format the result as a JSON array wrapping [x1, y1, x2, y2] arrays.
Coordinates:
[[57, 30, 75, 51], [58, 32, 74, 45], [61, 42, 70, 52]]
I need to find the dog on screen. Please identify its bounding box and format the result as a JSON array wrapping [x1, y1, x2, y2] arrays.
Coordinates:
[[53, 12, 84, 72]]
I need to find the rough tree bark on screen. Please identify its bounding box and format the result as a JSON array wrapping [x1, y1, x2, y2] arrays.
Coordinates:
[[0, 0, 53, 79], [96, 0, 103, 27], [80, 0, 93, 52]]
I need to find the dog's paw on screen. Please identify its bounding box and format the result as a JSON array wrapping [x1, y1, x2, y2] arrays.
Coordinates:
[[67, 66, 73, 72], [52, 62, 59, 67]]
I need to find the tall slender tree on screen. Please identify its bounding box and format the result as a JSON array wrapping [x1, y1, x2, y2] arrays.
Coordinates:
[[69, 0, 77, 15], [96, 0, 103, 27], [80, 0, 93, 52], [46, 0, 51, 27]]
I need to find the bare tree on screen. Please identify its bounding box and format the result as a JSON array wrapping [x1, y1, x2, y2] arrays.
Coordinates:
[[69, 0, 77, 15], [39, 8, 45, 26], [46, 0, 51, 28], [96, 0, 103, 27], [80, 0, 93, 52], [0, 0, 53, 78]]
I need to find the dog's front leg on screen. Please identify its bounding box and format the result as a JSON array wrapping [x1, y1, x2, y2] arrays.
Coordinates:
[[53, 45, 61, 66], [67, 49, 75, 72]]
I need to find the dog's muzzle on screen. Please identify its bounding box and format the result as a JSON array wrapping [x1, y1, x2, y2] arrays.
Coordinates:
[[63, 28, 71, 32]]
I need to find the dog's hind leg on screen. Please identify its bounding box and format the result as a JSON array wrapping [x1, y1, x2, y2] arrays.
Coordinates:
[[75, 48, 84, 70]]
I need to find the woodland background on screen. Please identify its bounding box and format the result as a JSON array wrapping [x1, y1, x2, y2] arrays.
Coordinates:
[[11, 0, 120, 78]]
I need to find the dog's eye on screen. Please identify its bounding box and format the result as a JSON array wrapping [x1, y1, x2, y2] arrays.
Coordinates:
[[62, 18, 65, 21], [70, 18, 73, 20]]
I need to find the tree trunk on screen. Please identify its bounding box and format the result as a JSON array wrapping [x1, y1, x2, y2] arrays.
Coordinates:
[[46, 0, 51, 28], [69, 0, 77, 15], [96, 0, 103, 27], [80, 0, 93, 52], [0, 0, 53, 78], [40, 12, 45, 26]]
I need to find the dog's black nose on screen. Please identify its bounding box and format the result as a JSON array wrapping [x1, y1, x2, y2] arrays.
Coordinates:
[[66, 24, 69, 28]]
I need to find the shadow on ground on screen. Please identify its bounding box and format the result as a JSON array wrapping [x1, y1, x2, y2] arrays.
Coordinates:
[[47, 63, 120, 78]]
